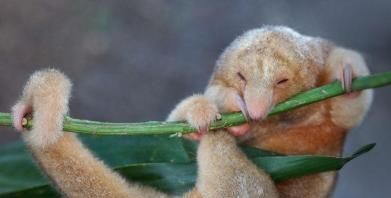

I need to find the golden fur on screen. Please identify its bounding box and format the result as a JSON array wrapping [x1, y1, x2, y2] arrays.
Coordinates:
[[12, 26, 372, 198]]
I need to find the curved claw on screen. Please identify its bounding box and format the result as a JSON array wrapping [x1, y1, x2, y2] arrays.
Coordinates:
[[339, 64, 362, 98], [11, 103, 32, 132], [235, 94, 250, 120], [187, 125, 209, 141], [198, 125, 209, 135], [189, 132, 203, 140], [340, 64, 353, 93]]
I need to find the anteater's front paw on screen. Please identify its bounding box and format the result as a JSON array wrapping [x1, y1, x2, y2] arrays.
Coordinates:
[[328, 48, 370, 99], [167, 95, 220, 140], [186, 96, 220, 139]]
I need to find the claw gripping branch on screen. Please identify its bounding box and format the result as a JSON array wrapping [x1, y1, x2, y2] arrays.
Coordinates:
[[0, 72, 390, 136]]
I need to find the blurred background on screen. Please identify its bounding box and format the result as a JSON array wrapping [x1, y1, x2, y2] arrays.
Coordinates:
[[0, 0, 390, 197]]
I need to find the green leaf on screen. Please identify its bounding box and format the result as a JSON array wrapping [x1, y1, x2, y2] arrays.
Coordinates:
[[0, 135, 191, 196], [0, 135, 374, 197]]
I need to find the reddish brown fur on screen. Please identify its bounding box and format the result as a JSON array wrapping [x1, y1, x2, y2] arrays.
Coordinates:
[[246, 102, 346, 156]]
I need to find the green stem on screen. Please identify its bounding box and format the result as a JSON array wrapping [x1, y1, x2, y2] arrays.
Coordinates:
[[0, 72, 390, 135]]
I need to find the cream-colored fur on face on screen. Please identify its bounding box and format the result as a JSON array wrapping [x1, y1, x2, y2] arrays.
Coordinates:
[[204, 25, 372, 132], [208, 26, 329, 121]]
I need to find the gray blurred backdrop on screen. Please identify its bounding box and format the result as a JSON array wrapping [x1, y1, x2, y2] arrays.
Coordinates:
[[0, 1, 390, 197]]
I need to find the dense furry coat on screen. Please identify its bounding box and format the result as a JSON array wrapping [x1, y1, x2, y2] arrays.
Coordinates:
[[13, 26, 372, 198]]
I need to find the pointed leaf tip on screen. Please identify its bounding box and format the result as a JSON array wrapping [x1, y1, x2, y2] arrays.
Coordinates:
[[345, 143, 376, 163]]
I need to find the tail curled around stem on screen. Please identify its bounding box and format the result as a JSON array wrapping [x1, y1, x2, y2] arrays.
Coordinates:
[[11, 69, 72, 148]]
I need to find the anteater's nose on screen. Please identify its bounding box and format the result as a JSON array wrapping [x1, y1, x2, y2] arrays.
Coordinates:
[[247, 102, 270, 121]]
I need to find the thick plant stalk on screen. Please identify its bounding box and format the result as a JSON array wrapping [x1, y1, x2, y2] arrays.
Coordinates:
[[0, 72, 390, 135]]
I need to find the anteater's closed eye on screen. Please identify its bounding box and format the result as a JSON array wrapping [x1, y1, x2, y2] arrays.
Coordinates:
[[237, 72, 246, 81], [277, 78, 289, 84]]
